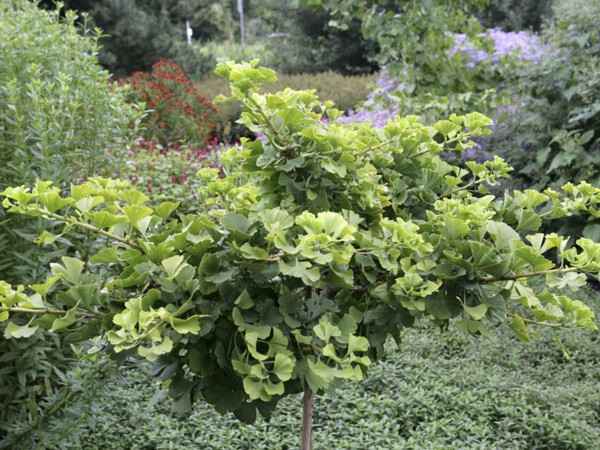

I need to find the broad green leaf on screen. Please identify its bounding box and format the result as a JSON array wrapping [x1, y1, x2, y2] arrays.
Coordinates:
[[434, 119, 460, 139], [123, 205, 154, 225], [64, 320, 102, 344], [30, 276, 59, 298], [162, 255, 187, 279], [71, 184, 98, 200], [169, 316, 200, 334], [38, 192, 71, 212], [75, 196, 104, 212], [336, 314, 358, 335], [514, 247, 555, 272], [347, 334, 369, 353], [90, 211, 128, 229], [155, 202, 180, 220], [258, 208, 294, 232], [546, 271, 587, 290], [235, 290, 255, 309], [313, 317, 341, 342], [35, 230, 61, 245], [516, 210, 542, 232], [509, 314, 531, 343], [51, 257, 85, 285], [243, 376, 266, 401], [138, 336, 174, 360], [279, 259, 320, 285], [90, 246, 120, 264], [121, 189, 149, 205], [239, 243, 268, 260], [271, 354, 293, 381], [464, 303, 488, 320], [444, 217, 470, 239], [4, 322, 39, 339], [221, 212, 251, 233], [51, 308, 78, 331], [486, 221, 520, 249]]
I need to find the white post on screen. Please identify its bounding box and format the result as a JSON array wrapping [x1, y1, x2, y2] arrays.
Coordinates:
[[186, 20, 193, 45], [237, 0, 245, 49]]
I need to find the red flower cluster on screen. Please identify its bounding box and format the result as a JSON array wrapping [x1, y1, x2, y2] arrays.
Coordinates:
[[123, 59, 217, 147]]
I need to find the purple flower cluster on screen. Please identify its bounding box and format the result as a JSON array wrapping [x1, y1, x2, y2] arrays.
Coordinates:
[[340, 104, 399, 129], [339, 29, 547, 129], [452, 28, 546, 66], [338, 67, 401, 128]]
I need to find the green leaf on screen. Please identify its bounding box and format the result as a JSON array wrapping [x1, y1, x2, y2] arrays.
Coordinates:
[[38, 192, 71, 212], [514, 247, 555, 272], [75, 196, 104, 212], [546, 271, 587, 291], [90, 246, 120, 264], [121, 189, 149, 205], [235, 290, 255, 309], [434, 120, 460, 139], [516, 210, 542, 232], [464, 303, 488, 320], [221, 213, 251, 233], [30, 276, 59, 298], [123, 205, 154, 225], [444, 217, 470, 239], [271, 354, 294, 381], [64, 320, 102, 344], [4, 322, 39, 339], [259, 208, 294, 232], [51, 308, 79, 331], [50, 257, 84, 285], [337, 314, 358, 335], [168, 316, 201, 334], [243, 376, 265, 401], [239, 243, 268, 260], [279, 259, 320, 285], [71, 184, 98, 201], [35, 230, 61, 245], [486, 221, 520, 249], [138, 336, 174, 360], [90, 211, 128, 229], [233, 403, 257, 424], [155, 202, 180, 220], [161, 255, 187, 279], [509, 314, 531, 343], [313, 317, 341, 342]]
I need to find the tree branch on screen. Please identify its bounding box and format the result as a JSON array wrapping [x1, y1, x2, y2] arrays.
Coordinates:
[[0, 306, 102, 319], [45, 211, 143, 252], [507, 312, 564, 329], [480, 267, 579, 283]]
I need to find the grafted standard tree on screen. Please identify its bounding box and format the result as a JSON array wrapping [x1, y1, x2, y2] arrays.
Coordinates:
[[1, 61, 599, 449]]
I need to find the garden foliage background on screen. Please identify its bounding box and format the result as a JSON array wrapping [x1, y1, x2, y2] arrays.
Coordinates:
[[0, 0, 599, 448]]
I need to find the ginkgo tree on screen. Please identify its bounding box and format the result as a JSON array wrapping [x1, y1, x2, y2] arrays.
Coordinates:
[[1, 61, 599, 449]]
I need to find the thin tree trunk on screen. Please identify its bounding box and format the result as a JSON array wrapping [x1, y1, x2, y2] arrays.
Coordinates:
[[301, 387, 314, 450]]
